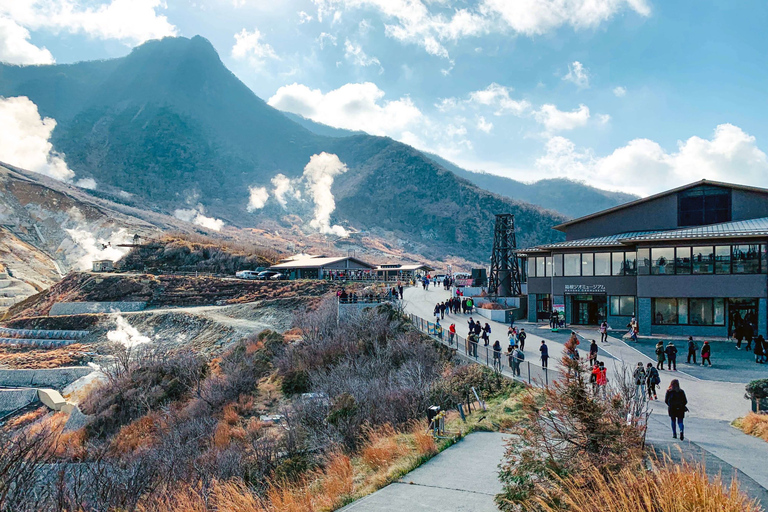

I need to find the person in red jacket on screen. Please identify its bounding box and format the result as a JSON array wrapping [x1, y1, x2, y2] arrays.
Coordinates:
[[701, 341, 712, 366], [448, 324, 456, 347]]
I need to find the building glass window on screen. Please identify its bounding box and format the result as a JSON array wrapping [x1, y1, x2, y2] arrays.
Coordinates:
[[677, 185, 731, 227], [675, 247, 692, 274], [545, 257, 552, 277], [624, 252, 637, 276], [762, 245, 768, 274], [610, 296, 635, 317], [527, 258, 534, 278], [564, 254, 580, 276], [637, 248, 651, 275], [714, 298, 725, 325], [651, 248, 674, 275], [715, 246, 731, 274], [653, 298, 678, 324], [689, 298, 713, 325], [536, 257, 545, 277], [678, 299, 688, 324], [692, 246, 714, 274], [553, 254, 564, 277], [732, 245, 761, 274], [581, 253, 594, 276], [611, 252, 624, 276], [594, 253, 610, 276]]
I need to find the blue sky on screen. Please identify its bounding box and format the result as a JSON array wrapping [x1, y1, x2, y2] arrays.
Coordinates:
[[2, 0, 768, 196]]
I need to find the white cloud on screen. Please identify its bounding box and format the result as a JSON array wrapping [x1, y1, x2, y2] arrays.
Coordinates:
[[476, 116, 493, 133], [343, 39, 382, 71], [597, 113, 611, 124], [536, 124, 768, 195], [312, 0, 650, 58], [231, 28, 279, 69], [613, 86, 627, 97], [0, 96, 74, 181], [268, 82, 421, 137], [174, 207, 225, 231], [302, 152, 349, 237], [317, 32, 337, 48], [562, 61, 589, 88], [468, 83, 531, 116], [0, 15, 54, 64], [1, 0, 177, 47], [247, 186, 268, 211], [298, 10, 313, 23], [534, 103, 590, 132], [75, 177, 97, 190]]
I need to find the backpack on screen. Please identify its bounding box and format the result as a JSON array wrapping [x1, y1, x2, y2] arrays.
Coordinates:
[[517, 350, 525, 361]]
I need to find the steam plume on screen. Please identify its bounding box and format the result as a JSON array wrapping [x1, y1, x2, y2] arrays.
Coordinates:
[[303, 152, 349, 237], [247, 186, 268, 211]]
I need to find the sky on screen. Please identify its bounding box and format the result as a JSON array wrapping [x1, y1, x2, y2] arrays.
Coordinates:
[[1, 0, 767, 196]]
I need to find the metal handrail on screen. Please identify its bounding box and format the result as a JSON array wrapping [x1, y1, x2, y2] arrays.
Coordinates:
[[408, 312, 558, 388]]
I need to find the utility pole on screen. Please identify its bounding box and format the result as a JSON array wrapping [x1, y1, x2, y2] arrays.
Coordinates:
[[488, 214, 522, 297]]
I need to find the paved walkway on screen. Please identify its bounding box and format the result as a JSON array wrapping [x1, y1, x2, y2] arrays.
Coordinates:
[[401, 287, 767, 499], [340, 432, 509, 512]]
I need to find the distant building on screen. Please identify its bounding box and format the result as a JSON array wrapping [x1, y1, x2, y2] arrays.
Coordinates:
[[375, 263, 435, 281], [522, 180, 768, 337], [269, 255, 376, 280], [92, 260, 114, 272]]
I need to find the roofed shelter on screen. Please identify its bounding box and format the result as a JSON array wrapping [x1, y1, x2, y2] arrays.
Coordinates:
[[376, 263, 435, 281], [270, 256, 376, 280]]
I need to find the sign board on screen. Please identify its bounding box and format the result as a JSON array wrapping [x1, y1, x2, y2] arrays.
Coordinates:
[[552, 302, 565, 314], [564, 284, 606, 295]]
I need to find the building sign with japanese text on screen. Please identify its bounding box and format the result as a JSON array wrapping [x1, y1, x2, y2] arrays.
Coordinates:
[[564, 284, 606, 294]]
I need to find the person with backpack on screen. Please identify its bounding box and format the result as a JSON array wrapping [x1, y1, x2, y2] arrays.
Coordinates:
[[633, 362, 647, 400], [589, 339, 599, 367], [686, 336, 697, 364], [540, 340, 549, 368], [448, 323, 456, 347], [665, 379, 688, 440], [665, 341, 678, 371], [518, 328, 527, 351], [599, 321, 608, 343], [646, 362, 660, 400], [701, 340, 712, 366], [512, 344, 524, 376], [655, 341, 666, 370], [507, 327, 516, 349]]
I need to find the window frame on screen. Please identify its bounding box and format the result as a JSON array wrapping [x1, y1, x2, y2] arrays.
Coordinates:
[[564, 253, 581, 277]]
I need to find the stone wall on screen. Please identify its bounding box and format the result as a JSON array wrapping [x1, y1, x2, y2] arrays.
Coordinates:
[[0, 367, 94, 389], [50, 301, 147, 316]]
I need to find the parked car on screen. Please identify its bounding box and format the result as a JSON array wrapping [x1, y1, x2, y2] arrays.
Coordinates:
[[256, 270, 283, 280], [235, 270, 261, 279], [269, 272, 288, 280]]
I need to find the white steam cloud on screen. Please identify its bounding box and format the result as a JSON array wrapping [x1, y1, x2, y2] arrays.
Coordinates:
[[107, 315, 152, 348], [303, 152, 349, 237], [0, 96, 75, 181], [271, 173, 301, 207], [65, 227, 132, 270], [75, 177, 97, 190], [174, 206, 225, 231], [247, 186, 268, 211]]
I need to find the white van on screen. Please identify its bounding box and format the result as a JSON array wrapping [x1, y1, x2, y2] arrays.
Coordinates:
[[235, 270, 261, 280]]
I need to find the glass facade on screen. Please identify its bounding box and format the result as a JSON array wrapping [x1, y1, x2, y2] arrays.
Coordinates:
[[582, 253, 594, 276], [553, 254, 563, 277], [677, 185, 731, 227], [610, 295, 635, 317], [675, 247, 692, 274], [536, 257, 545, 277], [564, 254, 580, 276], [594, 253, 610, 276], [692, 246, 714, 274], [651, 248, 674, 275], [732, 245, 760, 274], [637, 248, 650, 275], [715, 246, 731, 274], [652, 298, 725, 326], [624, 252, 637, 275]]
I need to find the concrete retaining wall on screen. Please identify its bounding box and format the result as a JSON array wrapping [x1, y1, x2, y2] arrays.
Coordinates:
[[50, 301, 147, 316], [0, 388, 38, 415], [0, 367, 94, 389], [0, 327, 90, 340]]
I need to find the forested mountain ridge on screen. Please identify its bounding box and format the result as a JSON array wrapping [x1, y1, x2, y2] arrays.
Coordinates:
[[0, 36, 566, 260]]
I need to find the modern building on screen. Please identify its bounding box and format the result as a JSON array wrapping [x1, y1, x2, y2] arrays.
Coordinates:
[[522, 180, 768, 338], [92, 260, 115, 272], [269, 255, 376, 279], [375, 263, 435, 281]]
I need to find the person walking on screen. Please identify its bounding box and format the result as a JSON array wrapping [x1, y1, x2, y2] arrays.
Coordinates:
[[540, 340, 549, 369], [507, 345, 515, 374], [646, 363, 660, 400], [599, 321, 609, 343], [467, 332, 479, 357], [492, 340, 502, 371], [664, 379, 688, 440], [397, 281, 404, 299], [448, 323, 456, 347], [633, 362, 647, 400], [754, 335, 765, 363], [468, 317, 475, 334], [512, 344, 524, 377], [589, 339, 599, 367], [518, 328, 527, 351], [701, 340, 712, 366], [507, 327, 516, 349], [655, 341, 666, 370], [439, 302, 446, 319], [482, 323, 491, 346], [686, 336, 697, 364], [665, 341, 678, 371], [596, 361, 608, 397], [434, 304, 441, 324]]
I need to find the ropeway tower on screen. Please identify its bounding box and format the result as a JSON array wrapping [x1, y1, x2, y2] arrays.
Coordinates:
[[488, 214, 522, 297]]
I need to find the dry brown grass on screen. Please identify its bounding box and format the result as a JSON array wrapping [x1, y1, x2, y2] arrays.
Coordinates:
[[734, 413, 768, 443], [55, 428, 89, 460], [0, 343, 89, 369], [410, 421, 437, 456], [533, 459, 763, 512], [110, 413, 163, 455], [3, 406, 48, 429], [361, 424, 408, 470]]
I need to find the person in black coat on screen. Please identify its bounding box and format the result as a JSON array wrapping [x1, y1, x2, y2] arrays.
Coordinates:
[[664, 378, 688, 440]]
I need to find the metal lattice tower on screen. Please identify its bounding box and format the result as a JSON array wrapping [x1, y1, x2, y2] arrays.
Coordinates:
[[488, 214, 522, 297]]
